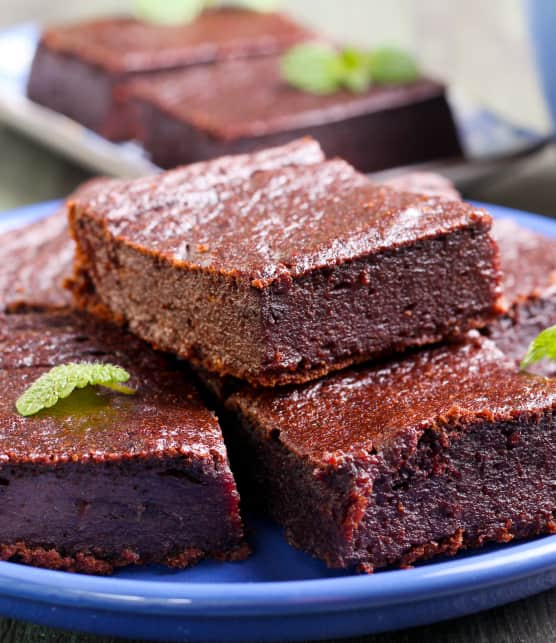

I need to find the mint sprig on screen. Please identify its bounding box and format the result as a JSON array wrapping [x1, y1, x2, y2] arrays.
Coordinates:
[[16, 363, 136, 417], [281, 43, 420, 95], [367, 47, 420, 85], [281, 43, 344, 95], [134, 0, 279, 24], [520, 325, 556, 372]]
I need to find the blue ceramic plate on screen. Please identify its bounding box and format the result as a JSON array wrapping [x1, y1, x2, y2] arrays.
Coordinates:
[[1, 200, 556, 642]]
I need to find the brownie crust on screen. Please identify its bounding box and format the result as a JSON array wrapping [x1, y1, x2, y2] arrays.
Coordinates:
[[0, 312, 246, 574], [69, 140, 502, 386], [128, 57, 462, 171], [224, 335, 556, 571]]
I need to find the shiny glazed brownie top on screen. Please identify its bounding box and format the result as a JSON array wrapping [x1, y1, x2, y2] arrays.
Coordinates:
[[40, 9, 312, 73], [71, 139, 493, 288], [0, 312, 225, 463], [128, 56, 446, 139], [228, 335, 556, 462]]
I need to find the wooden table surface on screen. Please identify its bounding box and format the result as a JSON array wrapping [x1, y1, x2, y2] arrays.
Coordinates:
[[1, 124, 556, 642]]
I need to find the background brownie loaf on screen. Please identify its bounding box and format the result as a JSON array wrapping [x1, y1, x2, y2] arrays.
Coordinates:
[[27, 9, 313, 140], [128, 56, 461, 171]]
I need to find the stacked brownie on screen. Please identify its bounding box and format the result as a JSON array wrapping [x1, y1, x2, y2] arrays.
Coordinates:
[[68, 139, 501, 386], [26, 10, 461, 171], [126, 56, 461, 171], [5, 138, 556, 574], [27, 8, 313, 140]]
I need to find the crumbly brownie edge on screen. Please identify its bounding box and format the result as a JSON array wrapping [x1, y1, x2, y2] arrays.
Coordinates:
[[0, 541, 250, 576]]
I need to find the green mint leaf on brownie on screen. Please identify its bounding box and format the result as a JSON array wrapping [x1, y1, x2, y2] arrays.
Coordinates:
[[281, 44, 419, 94], [367, 47, 420, 84], [520, 325, 556, 372], [16, 363, 136, 417], [281, 43, 345, 94], [339, 47, 373, 93]]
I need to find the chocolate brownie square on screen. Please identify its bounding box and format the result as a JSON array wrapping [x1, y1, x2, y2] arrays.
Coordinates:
[[68, 139, 502, 386], [128, 55, 461, 171], [0, 311, 246, 574], [486, 219, 556, 376], [0, 178, 114, 313], [224, 334, 556, 571]]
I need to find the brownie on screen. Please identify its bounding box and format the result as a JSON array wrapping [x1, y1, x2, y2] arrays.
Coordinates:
[[128, 56, 462, 171], [224, 334, 556, 571], [0, 163, 456, 316], [68, 139, 502, 387], [0, 207, 72, 312], [27, 9, 312, 140], [0, 311, 246, 574], [0, 178, 113, 313], [486, 219, 556, 375]]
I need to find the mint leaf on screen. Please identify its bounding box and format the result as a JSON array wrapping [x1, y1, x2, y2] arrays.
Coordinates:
[[281, 43, 419, 95], [520, 325, 556, 372], [339, 47, 372, 93], [16, 363, 136, 417], [367, 47, 420, 84], [281, 43, 344, 95]]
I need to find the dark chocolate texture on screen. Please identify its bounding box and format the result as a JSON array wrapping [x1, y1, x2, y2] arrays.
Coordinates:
[[26, 9, 312, 140], [128, 56, 462, 171], [0, 311, 246, 574], [225, 335, 556, 571], [68, 139, 502, 386]]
